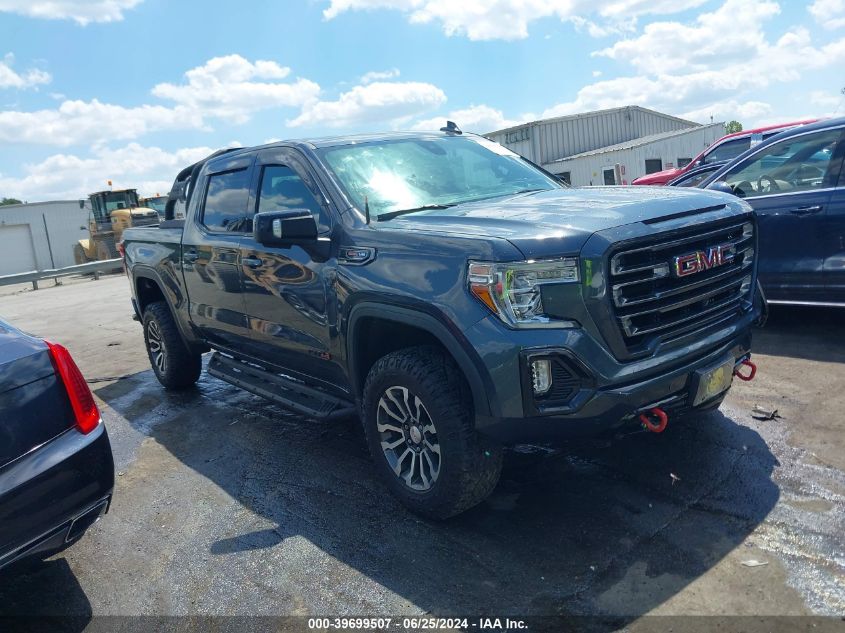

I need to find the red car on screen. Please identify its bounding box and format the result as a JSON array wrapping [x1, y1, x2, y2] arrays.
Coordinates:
[[632, 120, 816, 186]]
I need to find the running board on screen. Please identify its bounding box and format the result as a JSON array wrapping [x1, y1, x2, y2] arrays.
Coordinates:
[[207, 352, 357, 421]]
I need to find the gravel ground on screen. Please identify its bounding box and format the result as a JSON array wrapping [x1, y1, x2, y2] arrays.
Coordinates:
[[0, 274, 842, 630]]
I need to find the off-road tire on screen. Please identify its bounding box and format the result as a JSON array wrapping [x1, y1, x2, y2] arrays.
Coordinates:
[[142, 301, 201, 390], [73, 243, 90, 265], [95, 240, 114, 261], [362, 345, 502, 519]]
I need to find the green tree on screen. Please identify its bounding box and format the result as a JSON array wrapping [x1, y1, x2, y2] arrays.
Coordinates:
[[725, 120, 743, 134], [1, 197, 23, 206]]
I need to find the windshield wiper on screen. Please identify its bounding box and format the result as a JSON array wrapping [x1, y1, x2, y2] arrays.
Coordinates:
[[510, 188, 548, 196], [376, 203, 455, 222]]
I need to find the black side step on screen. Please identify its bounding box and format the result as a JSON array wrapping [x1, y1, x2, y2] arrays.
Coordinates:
[[207, 352, 357, 421]]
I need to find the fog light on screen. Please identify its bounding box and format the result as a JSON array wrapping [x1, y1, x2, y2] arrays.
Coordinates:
[[531, 359, 552, 396]]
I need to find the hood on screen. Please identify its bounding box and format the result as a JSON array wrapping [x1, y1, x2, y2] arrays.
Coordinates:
[[378, 186, 736, 259], [633, 167, 682, 185]]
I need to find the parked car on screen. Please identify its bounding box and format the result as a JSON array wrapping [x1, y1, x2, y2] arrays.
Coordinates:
[[667, 161, 730, 187], [122, 129, 760, 519], [0, 319, 114, 571], [633, 120, 816, 186], [699, 117, 845, 305]]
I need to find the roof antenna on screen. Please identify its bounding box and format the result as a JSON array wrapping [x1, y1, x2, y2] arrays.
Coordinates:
[[440, 120, 462, 135], [364, 195, 371, 225]]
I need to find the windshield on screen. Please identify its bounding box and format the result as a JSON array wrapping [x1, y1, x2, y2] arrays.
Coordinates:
[[142, 196, 167, 215], [102, 190, 139, 211], [317, 135, 560, 218]]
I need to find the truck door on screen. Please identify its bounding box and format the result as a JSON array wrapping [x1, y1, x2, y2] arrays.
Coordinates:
[[824, 138, 845, 303], [237, 147, 346, 394], [180, 154, 254, 349]]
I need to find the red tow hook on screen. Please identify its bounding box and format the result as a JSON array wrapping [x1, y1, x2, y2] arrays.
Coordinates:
[[734, 359, 757, 382], [640, 407, 669, 433]]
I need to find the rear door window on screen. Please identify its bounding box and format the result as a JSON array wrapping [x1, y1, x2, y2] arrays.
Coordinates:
[[201, 169, 251, 232], [703, 137, 750, 164]]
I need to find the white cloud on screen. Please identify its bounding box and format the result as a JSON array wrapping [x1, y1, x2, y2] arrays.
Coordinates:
[[0, 55, 325, 146], [0, 99, 197, 146], [0, 0, 142, 25], [413, 104, 526, 133], [595, 0, 781, 73], [538, 0, 845, 127], [809, 0, 845, 29], [323, 0, 710, 40], [152, 55, 320, 123], [0, 142, 225, 201], [361, 68, 400, 84], [288, 80, 445, 128], [0, 53, 51, 89], [680, 100, 773, 124]]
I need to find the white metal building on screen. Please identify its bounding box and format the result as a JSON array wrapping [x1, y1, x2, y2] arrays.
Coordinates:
[[486, 106, 725, 187], [486, 106, 701, 165], [546, 123, 725, 187], [0, 200, 89, 276]]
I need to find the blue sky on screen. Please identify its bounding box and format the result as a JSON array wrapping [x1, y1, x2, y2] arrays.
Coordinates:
[[0, 0, 843, 201]]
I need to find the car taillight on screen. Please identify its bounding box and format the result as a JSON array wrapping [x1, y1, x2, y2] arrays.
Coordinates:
[[45, 341, 100, 434], [117, 241, 125, 259]]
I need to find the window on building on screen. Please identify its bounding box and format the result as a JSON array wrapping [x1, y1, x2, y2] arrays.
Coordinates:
[[677, 158, 692, 168], [603, 168, 616, 185], [644, 159, 663, 174], [558, 172, 571, 186], [201, 169, 251, 232]]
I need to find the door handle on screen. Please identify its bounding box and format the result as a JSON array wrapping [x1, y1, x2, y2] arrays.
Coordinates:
[[789, 205, 823, 215], [242, 256, 263, 268], [183, 250, 199, 263]]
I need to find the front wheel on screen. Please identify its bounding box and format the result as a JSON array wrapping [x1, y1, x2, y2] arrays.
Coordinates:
[[142, 301, 201, 390], [362, 346, 502, 519], [73, 243, 90, 265]]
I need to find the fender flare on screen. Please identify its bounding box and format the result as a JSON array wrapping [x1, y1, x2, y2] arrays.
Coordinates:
[[347, 302, 494, 418], [132, 266, 203, 349]]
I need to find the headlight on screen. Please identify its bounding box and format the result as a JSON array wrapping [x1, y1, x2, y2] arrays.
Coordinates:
[[468, 258, 579, 328]]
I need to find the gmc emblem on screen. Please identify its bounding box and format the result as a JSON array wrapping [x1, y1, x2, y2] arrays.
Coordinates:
[[673, 244, 735, 277]]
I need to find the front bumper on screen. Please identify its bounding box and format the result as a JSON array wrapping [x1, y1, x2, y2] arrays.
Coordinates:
[[469, 310, 755, 443], [0, 423, 114, 570]]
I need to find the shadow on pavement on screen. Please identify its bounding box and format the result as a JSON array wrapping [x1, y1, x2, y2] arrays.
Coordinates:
[[0, 557, 91, 628], [754, 305, 845, 363], [0, 368, 781, 623]]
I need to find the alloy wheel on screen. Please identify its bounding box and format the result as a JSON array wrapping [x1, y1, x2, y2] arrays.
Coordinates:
[[147, 319, 167, 374], [376, 385, 441, 491]]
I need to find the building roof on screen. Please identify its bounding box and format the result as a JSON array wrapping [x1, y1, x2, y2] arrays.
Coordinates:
[[548, 123, 725, 163], [487, 105, 700, 137]]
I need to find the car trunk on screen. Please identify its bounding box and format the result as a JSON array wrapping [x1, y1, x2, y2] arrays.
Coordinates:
[[0, 333, 76, 469]]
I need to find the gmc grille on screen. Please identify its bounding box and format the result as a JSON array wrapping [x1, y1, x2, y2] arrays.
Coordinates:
[[608, 219, 755, 353]]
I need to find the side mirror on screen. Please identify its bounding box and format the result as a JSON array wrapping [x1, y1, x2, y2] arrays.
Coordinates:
[[78, 199, 85, 209], [253, 209, 318, 246], [707, 180, 735, 196]]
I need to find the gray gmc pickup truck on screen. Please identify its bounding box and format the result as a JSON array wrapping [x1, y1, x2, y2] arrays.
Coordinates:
[[122, 129, 760, 518]]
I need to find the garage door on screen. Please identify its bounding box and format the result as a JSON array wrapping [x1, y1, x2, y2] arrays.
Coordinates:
[[0, 224, 37, 276]]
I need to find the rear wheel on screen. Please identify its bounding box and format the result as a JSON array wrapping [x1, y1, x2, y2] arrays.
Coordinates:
[[142, 301, 201, 390], [362, 346, 502, 519]]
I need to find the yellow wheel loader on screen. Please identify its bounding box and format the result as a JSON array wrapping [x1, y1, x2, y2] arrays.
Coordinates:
[[74, 189, 160, 264]]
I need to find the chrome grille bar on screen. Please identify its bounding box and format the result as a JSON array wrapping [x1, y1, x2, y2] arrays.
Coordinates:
[[607, 217, 755, 352]]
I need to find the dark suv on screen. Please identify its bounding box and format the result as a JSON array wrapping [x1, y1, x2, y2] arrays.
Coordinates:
[[700, 116, 845, 305], [122, 130, 760, 518]]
